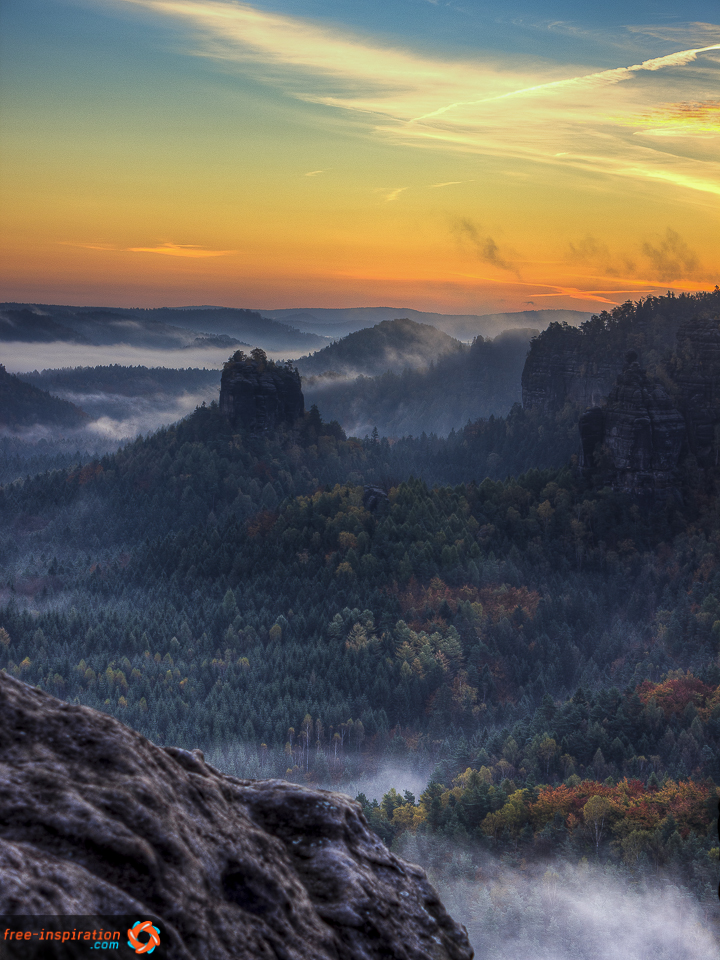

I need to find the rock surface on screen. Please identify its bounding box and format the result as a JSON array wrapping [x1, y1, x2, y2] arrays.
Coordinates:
[[521, 340, 619, 415], [579, 354, 686, 499], [0, 673, 473, 960], [670, 315, 720, 468], [219, 350, 304, 433]]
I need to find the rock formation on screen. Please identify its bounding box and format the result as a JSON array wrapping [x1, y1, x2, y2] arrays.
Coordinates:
[[0, 672, 473, 960], [219, 349, 304, 433], [579, 353, 686, 500], [521, 331, 620, 415], [521, 293, 720, 416], [669, 315, 720, 468]]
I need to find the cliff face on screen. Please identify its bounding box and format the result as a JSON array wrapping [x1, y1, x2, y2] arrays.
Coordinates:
[[579, 355, 686, 499], [670, 316, 720, 468], [219, 350, 304, 433], [521, 348, 620, 415], [521, 292, 720, 416], [0, 672, 473, 960], [523, 299, 720, 498]]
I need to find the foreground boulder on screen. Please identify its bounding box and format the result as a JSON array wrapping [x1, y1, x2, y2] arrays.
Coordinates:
[[0, 673, 473, 960]]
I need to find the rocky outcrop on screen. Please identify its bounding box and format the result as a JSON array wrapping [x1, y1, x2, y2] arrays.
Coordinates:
[[579, 353, 686, 499], [521, 293, 720, 416], [362, 486, 389, 511], [0, 672, 473, 960], [521, 338, 620, 415], [219, 350, 304, 433], [670, 315, 720, 468]]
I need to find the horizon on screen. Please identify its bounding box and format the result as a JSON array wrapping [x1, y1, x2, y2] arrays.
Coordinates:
[[1, 1, 719, 313]]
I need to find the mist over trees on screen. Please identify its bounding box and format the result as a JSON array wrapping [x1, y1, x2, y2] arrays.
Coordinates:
[[1, 291, 719, 953], [303, 327, 536, 438]]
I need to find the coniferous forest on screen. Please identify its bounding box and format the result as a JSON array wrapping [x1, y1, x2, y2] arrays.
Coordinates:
[[2, 292, 720, 958]]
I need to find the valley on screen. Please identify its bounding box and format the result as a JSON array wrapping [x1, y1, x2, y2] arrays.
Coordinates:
[[1, 291, 719, 955]]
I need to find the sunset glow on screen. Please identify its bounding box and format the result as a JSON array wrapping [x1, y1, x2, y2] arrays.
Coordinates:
[[1, 0, 718, 312]]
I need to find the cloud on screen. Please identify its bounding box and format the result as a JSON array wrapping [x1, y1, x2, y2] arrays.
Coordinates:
[[642, 228, 700, 281], [627, 22, 720, 46], [304, 169, 327, 177], [382, 187, 407, 203], [114, 1, 720, 202], [453, 219, 518, 276], [409, 44, 720, 123], [429, 180, 474, 188], [628, 98, 720, 137], [566, 235, 636, 277], [61, 241, 236, 257], [126, 243, 237, 257]]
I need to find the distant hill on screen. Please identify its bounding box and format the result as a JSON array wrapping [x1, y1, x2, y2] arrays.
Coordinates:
[[0, 307, 92, 344], [131, 307, 330, 351], [0, 303, 201, 349], [295, 318, 464, 378], [0, 363, 87, 432], [261, 306, 591, 341], [304, 328, 536, 438], [0, 304, 326, 353]]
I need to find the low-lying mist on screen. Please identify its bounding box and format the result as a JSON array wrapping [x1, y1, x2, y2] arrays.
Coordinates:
[[2, 341, 233, 373], [302, 329, 534, 439], [395, 833, 720, 960], [59, 388, 219, 440], [201, 743, 718, 959]]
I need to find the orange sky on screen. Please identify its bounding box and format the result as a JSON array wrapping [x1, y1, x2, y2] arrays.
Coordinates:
[[1, 1, 718, 312]]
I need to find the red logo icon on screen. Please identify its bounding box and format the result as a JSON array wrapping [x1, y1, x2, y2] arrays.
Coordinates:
[[127, 921, 161, 955]]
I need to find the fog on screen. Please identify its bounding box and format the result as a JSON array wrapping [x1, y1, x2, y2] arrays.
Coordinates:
[[400, 837, 720, 960], [1, 341, 305, 374], [59, 388, 220, 440], [299, 348, 453, 379], [201, 742, 719, 959], [333, 764, 432, 805]]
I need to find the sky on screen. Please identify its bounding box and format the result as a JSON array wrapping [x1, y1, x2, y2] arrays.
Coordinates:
[[0, 0, 719, 314]]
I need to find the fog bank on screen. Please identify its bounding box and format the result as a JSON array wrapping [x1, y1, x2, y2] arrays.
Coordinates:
[[1, 342, 305, 374]]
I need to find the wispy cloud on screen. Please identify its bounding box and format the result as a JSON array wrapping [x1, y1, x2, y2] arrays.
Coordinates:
[[627, 22, 720, 46], [378, 187, 407, 202], [429, 180, 474, 188], [304, 169, 327, 177], [642, 228, 701, 281], [115, 1, 720, 203], [566, 235, 636, 277], [60, 241, 236, 258], [453, 218, 519, 277], [127, 243, 236, 258], [628, 98, 720, 137]]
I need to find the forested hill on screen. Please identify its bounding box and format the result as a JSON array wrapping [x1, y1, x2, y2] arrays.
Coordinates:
[[0, 363, 87, 431], [0, 303, 327, 352], [296, 318, 464, 377], [522, 288, 720, 413], [303, 329, 536, 439], [132, 306, 328, 351], [1, 346, 720, 926]]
